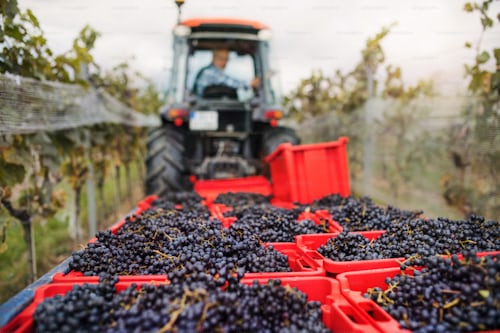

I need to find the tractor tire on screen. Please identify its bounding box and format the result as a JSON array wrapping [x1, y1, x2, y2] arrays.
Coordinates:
[[145, 124, 192, 196], [262, 126, 301, 157]]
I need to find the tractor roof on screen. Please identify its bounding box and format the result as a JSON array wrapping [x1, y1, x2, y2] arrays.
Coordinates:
[[181, 18, 269, 34]]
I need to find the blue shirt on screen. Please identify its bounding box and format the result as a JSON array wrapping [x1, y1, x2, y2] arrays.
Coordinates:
[[194, 64, 247, 96]]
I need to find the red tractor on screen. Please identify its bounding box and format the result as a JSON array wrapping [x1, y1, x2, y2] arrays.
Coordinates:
[[145, 17, 300, 196]]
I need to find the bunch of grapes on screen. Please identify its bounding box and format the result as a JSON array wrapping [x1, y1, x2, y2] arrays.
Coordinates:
[[317, 231, 384, 261], [310, 194, 422, 231], [375, 216, 499, 258], [69, 208, 291, 277], [34, 277, 119, 333], [151, 191, 208, 214], [365, 253, 500, 333], [213, 192, 271, 206], [34, 277, 330, 333], [317, 216, 499, 262], [229, 206, 329, 242]]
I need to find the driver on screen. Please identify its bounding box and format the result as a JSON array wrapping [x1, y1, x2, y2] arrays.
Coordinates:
[[193, 48, 260, 96]]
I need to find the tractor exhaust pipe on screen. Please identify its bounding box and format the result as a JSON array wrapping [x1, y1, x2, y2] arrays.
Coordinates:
[[174, 0, 185, 24]]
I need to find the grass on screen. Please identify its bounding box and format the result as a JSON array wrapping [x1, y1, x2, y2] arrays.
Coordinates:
[[0, 160, 144, 304], [0, 216, 74, 302]]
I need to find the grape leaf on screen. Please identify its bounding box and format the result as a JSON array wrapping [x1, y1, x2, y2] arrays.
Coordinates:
[[0, 158, 26, 186], [494, 48, 500, 66], [2, 0, 19, 20], [476, 51, 490, 64]]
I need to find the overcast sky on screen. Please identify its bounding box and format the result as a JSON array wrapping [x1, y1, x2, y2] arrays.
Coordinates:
[[19, 0, 500, 95]]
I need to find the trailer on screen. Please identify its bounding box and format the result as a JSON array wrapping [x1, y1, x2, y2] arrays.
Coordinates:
[[1, 137, 499, 333]]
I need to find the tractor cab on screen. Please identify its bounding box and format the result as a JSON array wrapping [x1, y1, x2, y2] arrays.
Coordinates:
[[146, 18, 299, 196], [164, 18, 283, 128]]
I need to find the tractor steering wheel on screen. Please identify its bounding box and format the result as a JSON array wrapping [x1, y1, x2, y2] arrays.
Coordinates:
[[202, 85, 238, 99]]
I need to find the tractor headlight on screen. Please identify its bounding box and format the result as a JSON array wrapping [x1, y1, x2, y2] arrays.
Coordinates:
[[174, 25, 191, 37], [258, 29, 272, 41]]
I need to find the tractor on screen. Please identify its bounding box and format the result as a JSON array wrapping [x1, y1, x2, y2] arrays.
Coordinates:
[[145, 16, 300, 196]]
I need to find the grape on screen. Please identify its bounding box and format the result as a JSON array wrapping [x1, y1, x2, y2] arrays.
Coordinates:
[[317, 231, 382, 261], [34, 276, 119, 333], [213, 192, 271, 207], [317, 217, 499, 262], [151, 191, 208, 214], [34, 277, 330, 333], [69, 206, 291, 277], [229, 205, 329, 242], [310, 194, 422, 231], [365, 253, 500, 332]]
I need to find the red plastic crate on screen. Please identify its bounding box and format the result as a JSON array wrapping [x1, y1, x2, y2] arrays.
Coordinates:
[[337, 267, 413, 333], [52, 242, 323, 283], [337, 253, 500, 333], [265, 137, 350, 204], [294, 231, 406, 276], [193, 176, 272, 204], [209, 203, 340, 233], [1, 278, 379, 333], [243, 242, 325, 279], [306, 209, 343, 232], [51, 271, 168, 283], [208, 203, 237, 228], [0, 282, 166, 333], [136, 195, 158, 212], [241, 277, 381, 333], [90, 195, 213, 243]]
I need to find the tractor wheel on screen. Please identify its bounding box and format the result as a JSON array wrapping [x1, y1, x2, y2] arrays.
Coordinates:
[[145, 124, 192, 196], [262, 126, 301, 157]]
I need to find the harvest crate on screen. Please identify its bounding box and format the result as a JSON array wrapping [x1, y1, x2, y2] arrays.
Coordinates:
[[337, 267, 413, 333], [51, 242, 324, 283], [265, 137, 350, 204], [193, 176, 272, 204], [304, 209, 343, 232], [209, 203, 238, 228], [243, 242, 325, 279], [243, 277, 381, 333], [337, 254, 500, 333], [210, 204, 342, 232], [294, 231, 407, 276], [92, 196, 220, 239], [1, 277, 378, 333]]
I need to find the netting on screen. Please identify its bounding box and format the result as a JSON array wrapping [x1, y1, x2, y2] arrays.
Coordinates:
[[0, 73, 160, 135], [297, 96, 499, 219]]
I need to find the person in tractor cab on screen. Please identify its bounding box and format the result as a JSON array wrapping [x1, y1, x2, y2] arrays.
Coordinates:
[[193, 48, 261, 97]]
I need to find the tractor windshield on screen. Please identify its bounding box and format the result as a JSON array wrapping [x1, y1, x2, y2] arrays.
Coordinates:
[[168, 34, 281, 107], [187, 49, 256, 101]]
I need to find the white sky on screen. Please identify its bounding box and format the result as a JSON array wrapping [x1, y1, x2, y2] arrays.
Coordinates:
[[19, 0, 500, 95]]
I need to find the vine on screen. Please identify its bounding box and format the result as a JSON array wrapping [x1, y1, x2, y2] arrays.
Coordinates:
[[442, 1, 499, 217], [0, 0, 163, 282]]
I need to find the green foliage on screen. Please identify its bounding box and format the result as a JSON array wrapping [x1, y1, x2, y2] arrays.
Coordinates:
[[378, 76, 436, 201], [442, 1, 499, 217], [0, 2, 163, 284], [286, 24, 396, 182], [0, 215, 74, 302], [284, 25, 395, 123], [0, 158, 26, 187], [0, 4, 53, 79], [285, 24, 396, 121]]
